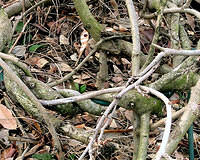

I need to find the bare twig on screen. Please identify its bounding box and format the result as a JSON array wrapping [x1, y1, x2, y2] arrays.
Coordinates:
[[11, 0, 51, 33], [143, 8, 200, 19], [151, 107, 185, 130], [165, 79, 200, 155], [9, 15, 32, 54], [79, 63, 159, 160], [98, 105, 117, 141], [40, 87, 123, 105], [141, 0, 167, 69], [183, 0, 192, 8], [22, 0, 26, 24], [140, 86, 172, 160], [126, 0, 140, 76], [139, 45, 200, 77], [153, 44, 200, 55], [0, 52, 32, 76], [49, 35, 130, 87]]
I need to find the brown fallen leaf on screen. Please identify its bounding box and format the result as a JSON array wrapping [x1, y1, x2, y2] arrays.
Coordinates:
[[0, 104, 17, 130], [57, 62, 73, 72], [36, 58, 49, 68], [1, 144, 17, 159]]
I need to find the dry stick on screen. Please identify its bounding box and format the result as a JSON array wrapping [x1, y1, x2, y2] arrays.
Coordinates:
[[0, 51, 32, 76], [153, 44, 200, 56], [40, 87, 124, 105], [22, 0, 26, 24], [40, 87, 184, 130], [19, 0, 50, 20], [9, 14, 32, 54], [142, 0, 167, 70], [12, 0, 51, 33], [48, 39, 103, 87], [126, 0, 140, 76], [183, 0, 192, 8], [42, 47, 200, 105], [151, 107, 185, 130], [128, 3, 164, 157], [140, 86, 172, 160], [139, 45, 200, 78], [79, 46, 200, 159], [120, 1, 141, 159], [49, 35, 129, 87], [0, 58, 64, 160], [98, 105, 117, 141], [78, 99, 119, 160], [78, 63, 160, 160], [8, 136, 39, 144], [143, 7, 200, 19]]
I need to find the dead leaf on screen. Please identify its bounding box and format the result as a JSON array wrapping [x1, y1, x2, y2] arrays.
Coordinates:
[[25, 56, 48, 68], [36, 58, 49, 68], [187, 30, 194, 35], [82, 113, 95, 123], [0, 129, 9, 145], [112, 57, 121, 65], [105, 27, 117, 32], [119, 24, 128, 32], [0, 104, 17, 130], [1, 144, 16, 159], [25, 56, 40, 65], [81, 73, 90, 80], [169, 93, 180, 104], [70, 53, 78, 61], [24, 138, 45, 157], [11, 45, 26, 57], [75, 29, 89, 65], [110, 0, 119, 17], [121, 58, 131, 65], [185, 13, 195, 31], [124, 110, 133, 122], [112, 76, 123, 83], [80, 29, 89, 54], [73, 75, 85, 84], [110, 119, 118, 128], [48, 63, 57, 74], [57, 62, 73, 72], [59, 34, 69, 45], [113, 64, 123, 74]]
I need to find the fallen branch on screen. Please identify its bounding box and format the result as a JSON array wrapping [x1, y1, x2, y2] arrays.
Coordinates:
[[140, 86, 172, 160], [143, 8, 200, 19], [0, 58, 64, 159], [79, 63, 159, 160]]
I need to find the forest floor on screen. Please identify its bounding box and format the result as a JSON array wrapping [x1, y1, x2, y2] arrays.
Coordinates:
[[1, 0, 200, 159]]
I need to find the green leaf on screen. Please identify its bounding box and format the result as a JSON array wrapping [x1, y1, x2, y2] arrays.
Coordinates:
[[74, 83, 79, 91], [80, 84, 86, 93], [15, 21, 24, 33], [32, 153, 55, 160], [68, 154, 75, 160], [29, 44, 45, 52]]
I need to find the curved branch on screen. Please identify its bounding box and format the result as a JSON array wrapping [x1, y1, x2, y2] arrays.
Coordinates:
[[140, 86, 172, 160]]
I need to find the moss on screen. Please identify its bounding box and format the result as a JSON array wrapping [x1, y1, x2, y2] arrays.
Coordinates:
[[23, 76, 82, 115], [73, 0, 103, 41], [96, 90, 163, 115], [0, 9, 12, 51], [161, 72, 199, 91]]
